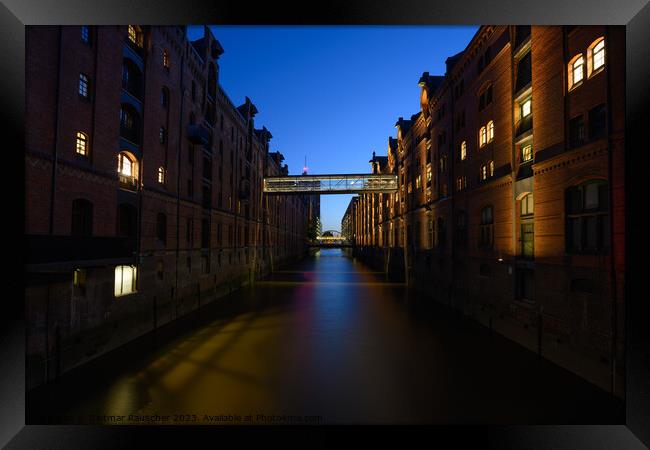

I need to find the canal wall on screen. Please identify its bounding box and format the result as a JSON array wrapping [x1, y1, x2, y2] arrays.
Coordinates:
[[25, 249, 309, 391], [353, 245, 625, 400]]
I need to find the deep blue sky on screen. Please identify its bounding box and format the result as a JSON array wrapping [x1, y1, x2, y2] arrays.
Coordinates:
[[187, 26, 479, 231]]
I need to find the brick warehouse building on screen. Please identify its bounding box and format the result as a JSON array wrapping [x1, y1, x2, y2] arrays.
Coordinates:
[[25, 25, 317, 389], [345, 25, 625, 397]]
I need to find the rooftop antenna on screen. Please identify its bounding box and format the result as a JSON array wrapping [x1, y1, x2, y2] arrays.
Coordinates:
[[302, 156, 308, 175]]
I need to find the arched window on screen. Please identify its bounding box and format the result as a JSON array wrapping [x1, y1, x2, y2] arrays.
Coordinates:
[[566, 180, 609, 253], [159, 126, 166, 144], [122, 58, 143, 98], [161, 87, 169, 107], [71, 199, 93, 236], [588, 37, 605, 77], [460, 141, 467, 160], [158, 166, 166, 184], [487, 120, 494, 142], [117, 152, 138, 190], [119, 104, 140, 143], [127, 25, 143, 48], [479, 205, 493, 249], [75, 132, 89, 156], [489, 160, 494, 177], [117, 203, 138, 237], [79, 73, 89, 98], [162, 49, 170, 69], [479, 126, 487, 147], [156, 213, 167, 244], [568, 54, 584, 91]]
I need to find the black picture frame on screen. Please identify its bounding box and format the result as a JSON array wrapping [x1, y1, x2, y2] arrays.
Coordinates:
[[4, 0, 649, 447]]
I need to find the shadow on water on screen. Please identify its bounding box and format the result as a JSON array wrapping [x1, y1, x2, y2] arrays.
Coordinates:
[[27, 248, 624, 424]]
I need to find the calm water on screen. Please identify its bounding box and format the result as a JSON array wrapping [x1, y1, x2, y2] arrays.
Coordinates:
[[28, 249, 623, 425]]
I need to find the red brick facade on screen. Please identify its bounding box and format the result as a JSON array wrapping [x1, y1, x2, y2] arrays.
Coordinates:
[[25, 26, 317, 389], [345, 25, 625, 397]]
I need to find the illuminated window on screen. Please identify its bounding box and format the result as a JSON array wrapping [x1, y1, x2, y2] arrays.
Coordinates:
[[489, 160, 494, 177], [158, 166, 165, 184], [568, 54, 584, 90], [587, 38, 606, 78], [163, 50, 170, 69], [127, 25, 143, 47], [114, 265, 137, 297], [521, 98, 531, 117], [591, 39, 605, 73], [427, 168, 432, 182], [118, 152, 134, 177], [416, 175, 421, 189], [479, 126, 487, 147], [79, 73, 89, 98], [480, 164, 487, 181], [522, 144, 533, 163], [73, 268, 87, 296], [75, 132, 88, 156], [487, 120, 494, 142], [461, 141, 467, 160]]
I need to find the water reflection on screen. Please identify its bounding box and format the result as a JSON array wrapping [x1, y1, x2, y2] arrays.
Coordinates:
[[27, 249, 623, 425]]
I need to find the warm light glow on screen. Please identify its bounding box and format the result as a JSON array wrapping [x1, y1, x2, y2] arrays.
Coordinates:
[[76, 132, 88, 155], [128, 25, 137, 44], [118, 152, 133, 177], [163, 50, 170, 68], [487, 120, 494, 141], [522, 99, 531, 117], [522, 144, 532, 162], [479, 126, 487, 147], [158, 166, 165, 184], [461, 141, 467, 160], [593, 41, 605, 67], [114, 265, 137, 297], [569, 55, 584, 90]]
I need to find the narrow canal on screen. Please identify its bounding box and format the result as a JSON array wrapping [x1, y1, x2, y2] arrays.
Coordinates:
[[27, 249, 623, 425]]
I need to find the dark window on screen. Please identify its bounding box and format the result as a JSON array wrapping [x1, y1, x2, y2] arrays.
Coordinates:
[[119, 105, 140, 144], [588, 104, 607, 140], [156, 261, 164, 280], [437, 217, 446, 247], [569, 115, 585, 148], [515, 51, 532, 93], [161, 87, 169, 107], [187, 178, 193, 197], [186, 218, 193, 244], [191, 81, 196, 101], [515, 25, 531, 48], [566, 181, 609, 253], [479, 84, 492, 111], [521, 223, 534, 258], [479, 206, 494, 249], [117, 203, 137, 237], [208, 64, 217, 100], [156, 213, 167, 244], [159, 127, 166, 144], [79, 73, 90, 99], [73, 269, 87, 296], [122, 59, 142, 99], [516, 268, 535, 301], [71, 199, 93, 236], [455, 210, 467, 247], [201, 218, 210, 248], [188, 145, 194, 165]]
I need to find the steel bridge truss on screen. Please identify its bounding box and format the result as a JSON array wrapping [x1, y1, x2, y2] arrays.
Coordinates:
[[263, 173, 398, 195]]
